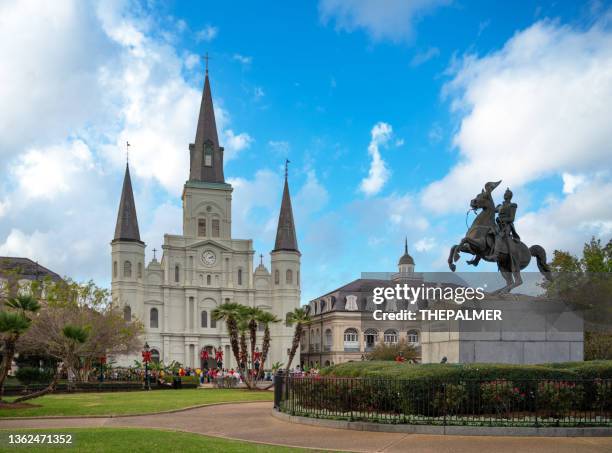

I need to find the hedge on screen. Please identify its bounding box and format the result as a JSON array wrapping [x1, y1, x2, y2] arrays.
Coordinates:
[[320, 360, 612, 381]]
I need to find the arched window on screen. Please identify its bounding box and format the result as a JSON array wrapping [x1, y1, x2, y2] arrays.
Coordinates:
[[212, 219, 220, 237], [204, 143, 213, 166], [201, 310, 208, 328], [286, 269, 293, 284], [123, 305, 131, 322], [150, 308, 158, 328], [364, 329, 378, 351], [113, 261, 118, 278], [258, 321, 265, 332], [384, 329, 398, 344], [174, 265, 180, 283], [198, 218, 207, 236], [207, 274, 211, 285], [343, 328, 359, 352], [324, 329, 332, 351], [297, 271, 300, 286], [150, 349, 160, 363], [138, 262, 143, 279], [237, 269, 242, 285], [123, 261, 132, 278], [285, 312, 292, 327], [275, 270, 280, 285], [407, 329, 419, 345], [300, 330, 306, 351], [210, 315, 216, 328]]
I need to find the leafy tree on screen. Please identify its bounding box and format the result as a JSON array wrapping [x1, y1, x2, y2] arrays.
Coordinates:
[[545, 237, 612, 359], [285, 307, 312, 374], [365, 339, 418, 362], [17, 280, 142, 382]]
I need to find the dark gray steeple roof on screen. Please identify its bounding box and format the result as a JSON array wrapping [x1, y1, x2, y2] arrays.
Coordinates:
[[113, 164, 143, 244], [399, 238, 414, 265], [273, 168, 299, 253], [189, 71, 225, 183]]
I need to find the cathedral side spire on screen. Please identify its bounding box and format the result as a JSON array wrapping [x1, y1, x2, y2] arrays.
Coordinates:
[[273, 161, 299, 253], [113, 163, 142, 243], [189, 64, 225, 183]]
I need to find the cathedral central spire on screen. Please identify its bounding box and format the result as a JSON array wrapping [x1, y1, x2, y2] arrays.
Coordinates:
[[273, 161, 299, 253], [189, 67, 225, 183]]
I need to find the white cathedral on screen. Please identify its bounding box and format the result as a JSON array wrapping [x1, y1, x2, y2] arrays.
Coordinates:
[[110, 69, 301, 369]]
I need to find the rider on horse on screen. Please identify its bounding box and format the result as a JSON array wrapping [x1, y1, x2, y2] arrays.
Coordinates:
[[485, 188, 520, 262]]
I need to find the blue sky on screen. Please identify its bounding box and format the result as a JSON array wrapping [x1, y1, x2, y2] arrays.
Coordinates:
[[0, 0, 611, 303]]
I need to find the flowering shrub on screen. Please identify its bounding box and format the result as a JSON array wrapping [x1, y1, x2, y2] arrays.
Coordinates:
[[594, 379, 612, 411], [537, 380, 581, 418], [432, 383, 467, 415], [480, 380, 526, 415]]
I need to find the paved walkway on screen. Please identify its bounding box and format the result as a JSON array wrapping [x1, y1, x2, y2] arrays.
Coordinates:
[[1, 402, 611, 452]]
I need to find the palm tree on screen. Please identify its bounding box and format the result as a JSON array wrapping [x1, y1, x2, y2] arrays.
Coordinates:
[[244, 307, 262, 371], [0, 312, 31, 399], [255, 311, 280, 378], [0, 294, 41, 399], [212, 303, 244, 369], [285, 307, 312, 375], [237, 318, 249, 372], [62, 325, 90, 389]]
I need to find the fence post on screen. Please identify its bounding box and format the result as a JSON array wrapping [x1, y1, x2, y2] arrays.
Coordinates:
[[273, 369, 284, 410]]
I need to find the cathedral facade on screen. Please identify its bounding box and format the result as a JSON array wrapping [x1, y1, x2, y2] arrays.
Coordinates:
[[110, 70, 301, 369]]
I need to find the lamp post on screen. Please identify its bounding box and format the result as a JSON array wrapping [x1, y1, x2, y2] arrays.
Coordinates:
[[142, 342, 152, 390], [99, 356, 106, 382]]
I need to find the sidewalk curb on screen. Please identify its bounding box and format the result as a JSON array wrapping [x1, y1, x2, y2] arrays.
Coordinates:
[[272, 410, 612, 437], [0, 400, 271, 421]]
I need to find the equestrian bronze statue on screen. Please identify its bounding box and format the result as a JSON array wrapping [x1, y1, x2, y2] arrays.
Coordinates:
[[447, 180, 552, 294]]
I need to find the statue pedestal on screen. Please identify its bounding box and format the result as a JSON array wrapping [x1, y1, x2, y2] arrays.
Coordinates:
[[420, 298, 584, 364]]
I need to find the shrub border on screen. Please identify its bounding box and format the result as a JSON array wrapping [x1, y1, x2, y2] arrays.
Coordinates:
[[272, 409, 612, 437]]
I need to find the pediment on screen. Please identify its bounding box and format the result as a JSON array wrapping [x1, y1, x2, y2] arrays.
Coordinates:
[[187, 239, 233, 252]]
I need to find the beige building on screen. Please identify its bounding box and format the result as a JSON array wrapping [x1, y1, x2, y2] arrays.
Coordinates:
[[301, 242, 449, 367], [111, 70, 301, 369]]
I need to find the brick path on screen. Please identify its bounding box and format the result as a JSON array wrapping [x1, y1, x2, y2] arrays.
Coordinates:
[[1, 402, 611, 452]]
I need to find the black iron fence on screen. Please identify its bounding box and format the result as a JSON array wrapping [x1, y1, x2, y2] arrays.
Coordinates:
[[275, 375, 612, 427]]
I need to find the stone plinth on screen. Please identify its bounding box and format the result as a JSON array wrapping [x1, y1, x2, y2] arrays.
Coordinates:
[[420, 298, 583, 364]]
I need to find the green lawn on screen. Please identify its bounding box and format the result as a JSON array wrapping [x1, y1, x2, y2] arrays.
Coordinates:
[[0, 389, 272, 418], [0, 428, 308, 452]]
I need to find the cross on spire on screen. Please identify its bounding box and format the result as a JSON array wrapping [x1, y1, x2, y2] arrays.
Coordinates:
[[259, 254, 263, 265], [126, 141, 131, 164], [284, 159, 290, 180], [152, 248, 157, 260], [204, 52, 211, 75]]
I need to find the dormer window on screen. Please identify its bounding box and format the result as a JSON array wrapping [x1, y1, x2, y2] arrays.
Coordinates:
[[204, 144, 213, 167]]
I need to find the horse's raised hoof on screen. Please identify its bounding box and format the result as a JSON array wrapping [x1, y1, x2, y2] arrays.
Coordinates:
[[466, 259, 477, 266], [449, 263, 456, 272]]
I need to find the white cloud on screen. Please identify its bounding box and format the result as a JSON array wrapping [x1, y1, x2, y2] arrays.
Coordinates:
[[223, 130, 254, 161], [562, 172, 586, 194], [415, 237, 437, 252], [195, 25, 218, 42], [0, 1, 252, 284], [423, 20, 612, 214], [268, 140, 290, 155], [517, 179, 612, 256], [233, 54, 252, 65], [360, 122, 393, 196], [295, 170, 329, 216], [410, 47, 440, 66], [319, 0, 450, 43], [11, 140, 95, 200]]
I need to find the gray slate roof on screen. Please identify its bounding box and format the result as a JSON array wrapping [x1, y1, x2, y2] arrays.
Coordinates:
[[113, 164, 142, 243], [273, 176, 299, 253], [0, 257, 63, 282]]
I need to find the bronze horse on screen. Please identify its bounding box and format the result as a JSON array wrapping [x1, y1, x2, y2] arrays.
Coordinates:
[[448, 181, 552, 294]]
